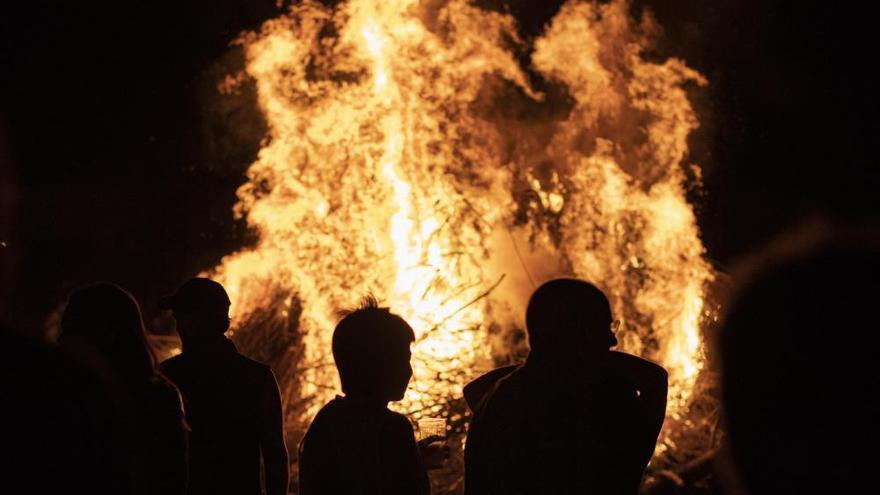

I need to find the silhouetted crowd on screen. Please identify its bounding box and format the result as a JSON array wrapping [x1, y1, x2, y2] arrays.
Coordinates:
[[3, 223, 879, 494]]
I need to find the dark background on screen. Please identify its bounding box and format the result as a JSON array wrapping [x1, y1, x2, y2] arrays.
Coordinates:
[[2, 0, 877, 332]]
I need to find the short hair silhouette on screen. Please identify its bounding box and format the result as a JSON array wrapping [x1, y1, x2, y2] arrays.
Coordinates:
[[159, 277, 231, 337], [60, 282, 155, 381], [465, 278, 667, 494], [720, 225, 880, 492], [525, 278, 617, 358], [332, 295, 415, 398]]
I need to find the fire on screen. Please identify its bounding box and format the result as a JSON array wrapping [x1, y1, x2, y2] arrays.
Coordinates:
[[212, 0, 713, 465]]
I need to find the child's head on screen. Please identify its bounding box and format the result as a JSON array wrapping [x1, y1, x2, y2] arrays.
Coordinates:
[[332, 295, 415, 401]]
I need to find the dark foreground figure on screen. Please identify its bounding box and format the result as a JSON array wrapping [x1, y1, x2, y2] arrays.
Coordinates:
[[465, 279, 668, 495], [160, 278, 288, 495], [60, 283, 188, 495], [299, 296, 439, 495], [2, 326, 129, 495], [719, 227, 880, 493]]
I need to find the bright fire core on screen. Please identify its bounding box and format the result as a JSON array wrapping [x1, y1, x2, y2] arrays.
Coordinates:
[[213, 0, 713, 456]]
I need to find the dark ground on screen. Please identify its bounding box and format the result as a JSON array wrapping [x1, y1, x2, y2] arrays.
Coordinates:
[[1, 0, 878, 332]]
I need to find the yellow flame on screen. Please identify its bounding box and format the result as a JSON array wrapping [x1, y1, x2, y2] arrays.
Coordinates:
[[213, 0, 713, 451]]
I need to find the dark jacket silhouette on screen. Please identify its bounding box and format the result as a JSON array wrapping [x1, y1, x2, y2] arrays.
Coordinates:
[[159, 277, 288, 495], [3, 326, 130, 495], [465, 279, 667, 495], [59, 283, 188, 495], [299, 296, 430, 495], [719, 228, 880, 493], [300, 395, 429, 495], [462, 364, 518, 413]]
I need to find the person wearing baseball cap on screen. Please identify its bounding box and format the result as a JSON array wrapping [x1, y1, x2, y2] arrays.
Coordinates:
[[159, 278, 289, 495], [157, 278, 231, 348]]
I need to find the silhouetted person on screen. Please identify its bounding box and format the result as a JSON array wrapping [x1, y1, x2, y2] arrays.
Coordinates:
[[719, 227, 880, 493], [465, 278, 668, 494], [299, 296, 440, 495], [2, 326, 130, 495], [159, 278, 289, 495], [59, 283, 188, 495], [462, 364, 518, 413]]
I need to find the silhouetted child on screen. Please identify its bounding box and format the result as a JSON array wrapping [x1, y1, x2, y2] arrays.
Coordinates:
[[298, 296, 432, 495]]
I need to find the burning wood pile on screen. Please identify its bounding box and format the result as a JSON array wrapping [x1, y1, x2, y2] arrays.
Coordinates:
[[200, 0, 719, 491]]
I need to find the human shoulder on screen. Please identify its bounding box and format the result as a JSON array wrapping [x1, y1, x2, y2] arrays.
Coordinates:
[[231, 352, 273, 378], [306, 397, 348, 428], [234, 352, 270, 369], [149, 373, 182, 398], [378, 409, 419, 446], [383, 408, 414, 430], [141, 373, 186, 420], [312, 398, 411, 433], [474, 366, 537, 427], [302, 397, 347, 447], [606, 351, 668, 381], [159, 354, 186, 374], [484, 365, 529, 403], [314, 396, 344, 417]]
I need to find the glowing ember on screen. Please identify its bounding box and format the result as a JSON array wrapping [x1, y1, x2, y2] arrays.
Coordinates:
[[212, 0, 713, 460]]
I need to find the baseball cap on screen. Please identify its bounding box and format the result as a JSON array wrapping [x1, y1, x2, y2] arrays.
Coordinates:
[[158, 277, 231, 317]]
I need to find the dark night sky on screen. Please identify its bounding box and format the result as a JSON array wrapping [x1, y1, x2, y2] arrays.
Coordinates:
[[2, 1, 878, 331]]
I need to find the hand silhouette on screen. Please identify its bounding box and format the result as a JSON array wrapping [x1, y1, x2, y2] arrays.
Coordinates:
[[418, 435, 449, 470]]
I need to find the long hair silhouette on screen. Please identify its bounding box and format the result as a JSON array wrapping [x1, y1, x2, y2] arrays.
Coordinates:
[[60, 283, 156, 383]]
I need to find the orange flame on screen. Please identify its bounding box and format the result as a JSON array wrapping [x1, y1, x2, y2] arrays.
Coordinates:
[[213, 0, 713, 455]]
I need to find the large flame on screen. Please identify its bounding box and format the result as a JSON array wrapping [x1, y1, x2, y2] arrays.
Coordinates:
[[213, 0, 713, 466]]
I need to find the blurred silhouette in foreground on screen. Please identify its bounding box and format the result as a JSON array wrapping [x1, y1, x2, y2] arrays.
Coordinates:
[[719, 225, 880, 493], [60, 283, 188, 495], [465, 278, 668, 494], [2, 326, 129, 495], [299, 296, 444, 495], [159, 278, 288, 495]]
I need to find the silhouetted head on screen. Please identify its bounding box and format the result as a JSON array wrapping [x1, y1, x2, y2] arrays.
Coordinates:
[[159, 277, 230, 346], [159, 277, 231, 347], [525, 278, 617, 363], [720, 225, 880, 493], [332, 295, 415, 402], [60, 283, 156, 382]]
